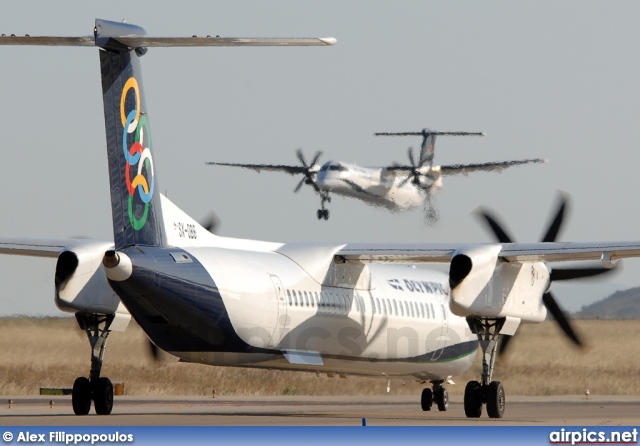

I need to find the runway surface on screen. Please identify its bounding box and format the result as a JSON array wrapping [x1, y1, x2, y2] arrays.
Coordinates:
[[0, 395, 639, 426]]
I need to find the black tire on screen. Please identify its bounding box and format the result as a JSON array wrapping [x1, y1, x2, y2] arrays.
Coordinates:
[[317, 210, 323, 220], [486, 381, 505, 419], [434, 387, 449, 411], [72, 377, 91, 415], [323, 210, 330, 220], [464, 380, 483, 418], [420, 387, 433, 411], [93, 377, 114, 415]]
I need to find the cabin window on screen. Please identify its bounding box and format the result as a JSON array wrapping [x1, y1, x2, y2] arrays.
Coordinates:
[[404, 301, 410, 317], [287, 290, 292, 306], [430, 303, 436, 319], [393, 300, 398, 316], [420, 302, 425, 318], [313, 292, 318, 308], [354, 295, 360, 312], [303, 291, 309, 307]]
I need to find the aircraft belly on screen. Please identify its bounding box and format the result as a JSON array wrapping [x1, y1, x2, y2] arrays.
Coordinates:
[[173, 341, 477, 380], [324, 178, 422, 211]]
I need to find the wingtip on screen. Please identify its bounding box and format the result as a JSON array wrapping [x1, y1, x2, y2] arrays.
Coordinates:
[[319, 37, 337, 45]]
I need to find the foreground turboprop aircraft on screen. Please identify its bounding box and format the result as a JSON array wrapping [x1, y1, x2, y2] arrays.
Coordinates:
[[206, 131, 545, 222], [2, 19, 640, 419]]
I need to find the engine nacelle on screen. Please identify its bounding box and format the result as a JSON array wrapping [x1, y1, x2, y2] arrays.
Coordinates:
[[448, 244, 548, 323], [54, 242, 130, 331]]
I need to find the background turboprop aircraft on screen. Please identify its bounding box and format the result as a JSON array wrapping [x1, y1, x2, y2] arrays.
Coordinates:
[[2, 19, 640, 421], [206, 130, 545, 222]]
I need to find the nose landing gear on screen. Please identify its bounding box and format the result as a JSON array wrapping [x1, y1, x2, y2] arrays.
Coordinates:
[[316, 192, 331, 220]]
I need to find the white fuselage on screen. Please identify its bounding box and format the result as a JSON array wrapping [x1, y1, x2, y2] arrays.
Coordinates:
[[151, 224, 478, 380], [316, 161, 438, 211]]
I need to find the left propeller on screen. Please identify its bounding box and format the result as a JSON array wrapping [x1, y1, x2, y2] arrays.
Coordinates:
[[476, 195, 618, 355], [293, 148, 323, 193]]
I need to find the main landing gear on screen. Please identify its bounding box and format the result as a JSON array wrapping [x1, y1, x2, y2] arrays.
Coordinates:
[[464, 317, 506, 419], [72, 313, 115, 415], [420, 380, 449, 412], [316, 192, 331, 220]]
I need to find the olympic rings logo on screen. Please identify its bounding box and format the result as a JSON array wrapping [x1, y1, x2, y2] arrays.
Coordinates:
[[121, 77, 154, 230]]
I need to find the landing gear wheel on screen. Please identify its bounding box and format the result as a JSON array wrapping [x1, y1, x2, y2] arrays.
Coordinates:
[[486, 381, 505, 419], [464, 380, 483, 418], [434, 387, 449, 411], [420, 387, 433, 411], [317, 209, 329, 220], [72, 377, 92, 415], [93, 377, 114, 415]]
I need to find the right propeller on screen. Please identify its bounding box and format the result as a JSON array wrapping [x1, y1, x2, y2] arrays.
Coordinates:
[[476, 194, 618, 355], [398, 146, 429, 188]]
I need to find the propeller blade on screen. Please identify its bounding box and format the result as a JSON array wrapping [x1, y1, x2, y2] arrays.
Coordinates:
[[476, 210, 514, 243], [541, 196, 568, 242], [309, 151, 323, 167], [542, 291, 582, 347], [148, 340, 159, 361], [294, 177, 305, 193], [407, 147, 416, 168], [550, 264, 618, 282], [296, 148, 308, 168], [498, 334, 513, 356], [200, 211, 221, 234], [398, 175, 411, 188]]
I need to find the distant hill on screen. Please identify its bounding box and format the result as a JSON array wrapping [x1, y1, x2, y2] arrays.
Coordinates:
[[575, 286, 640, 319]]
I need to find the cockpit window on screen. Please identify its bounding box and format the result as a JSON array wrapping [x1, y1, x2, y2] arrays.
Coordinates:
[[328, 164, 347, 171]]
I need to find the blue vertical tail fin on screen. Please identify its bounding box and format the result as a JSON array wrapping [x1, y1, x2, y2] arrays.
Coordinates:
[[97, 19, 165, 249]]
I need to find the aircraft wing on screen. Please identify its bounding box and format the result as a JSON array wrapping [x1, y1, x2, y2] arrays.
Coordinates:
[[334, 241, 640, 264], [438, 158, 547, 176], [0, 237, 107, 258], [206, 162, 305, 175]]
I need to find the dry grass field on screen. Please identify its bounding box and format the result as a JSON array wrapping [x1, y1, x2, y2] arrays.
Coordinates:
[[0, 317, 638, 397]]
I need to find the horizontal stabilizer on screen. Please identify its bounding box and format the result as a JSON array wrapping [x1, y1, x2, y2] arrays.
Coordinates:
[[0, 32, 335, 49], [375, 131, 485, 137]]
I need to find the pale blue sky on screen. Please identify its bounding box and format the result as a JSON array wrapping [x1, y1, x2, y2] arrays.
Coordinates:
[[1, 1, 639, 315]]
